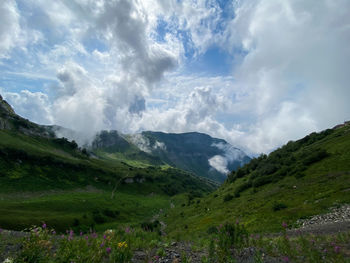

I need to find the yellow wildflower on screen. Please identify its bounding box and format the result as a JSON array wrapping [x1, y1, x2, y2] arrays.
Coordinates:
[[118, 241, 127, 248]]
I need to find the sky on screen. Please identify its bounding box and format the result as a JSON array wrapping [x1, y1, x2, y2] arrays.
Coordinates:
[[1, 0, 350, 155]]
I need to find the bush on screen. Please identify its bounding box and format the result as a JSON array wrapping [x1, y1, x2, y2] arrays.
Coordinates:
[[252, 176, 273, 188], [234, 181, 252, 196], [92, 211, 106, 224], [302, 148, 329, 165], [211, 222, 249, 261], [141, 220, 160, 232], [272, 202, 287, 211], [103, 209, 119, 218], [207, 226, 218, 235], [223, 194, 234, 202]]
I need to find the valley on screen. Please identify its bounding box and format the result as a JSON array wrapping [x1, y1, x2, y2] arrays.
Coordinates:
[[1, 95, 350, 262]]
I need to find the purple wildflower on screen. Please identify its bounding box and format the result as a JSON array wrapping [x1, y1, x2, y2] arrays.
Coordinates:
[[100, 242, 105, 248], [282, 256, 289, 262], [80, 231, 83, 236], [103, 235, 107, 240], [0, 228, 3, 233], [106, 247, 112, 254], [42, 223, 47, 229], [334, 246, 341, 253], [85, 235, 89, 241], [125, 227, 130, 233], [282, 222, 288, 229]]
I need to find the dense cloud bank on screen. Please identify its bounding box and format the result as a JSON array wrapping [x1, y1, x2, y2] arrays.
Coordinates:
[[1, 0, 350, 154]]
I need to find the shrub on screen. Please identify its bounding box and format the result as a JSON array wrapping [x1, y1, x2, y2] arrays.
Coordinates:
[[141, 220, 160, 232], [272, 202, 288, 211], [223, 194, 234, 202], [92, 211, 106, 224], [252, 176, 273, 188], [234, 181, 252, 196], [302, 148, 329, 165], [207, 226, 218, 235], [209, 222, 249, 262], [103, 209, 119, 218]]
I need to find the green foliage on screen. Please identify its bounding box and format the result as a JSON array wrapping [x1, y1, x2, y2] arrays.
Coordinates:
[[226, 128, 334, 196], [223, 194, 233, 202], [140, 220, 161, 232], [272, 202, 288, 211], [16, 226, 132, 263], [250, 228, 350, 263], [205, 222, 249, 262], [165, 124, 350, 236], [234, 181, 252, 196]]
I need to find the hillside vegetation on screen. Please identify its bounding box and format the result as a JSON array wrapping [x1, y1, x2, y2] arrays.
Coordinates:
[[164, 123, 350, 237], [0, 96, 216, 232]]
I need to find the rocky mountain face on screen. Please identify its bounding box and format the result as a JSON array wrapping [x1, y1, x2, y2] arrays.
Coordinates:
[[0, 95, 54, 138], [130, 131, 251, 182]]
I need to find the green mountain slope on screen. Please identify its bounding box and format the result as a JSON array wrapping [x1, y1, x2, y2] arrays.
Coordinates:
[[91, 130, 164, 167], [0, 95, 216, 231], [132, 131, 251, 182], [89, 130, 251, 183], [164, 123, 350, 237]]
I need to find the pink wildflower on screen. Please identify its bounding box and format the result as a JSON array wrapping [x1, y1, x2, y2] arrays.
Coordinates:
[[334, 246, 341, 253], [282, 256, 289, 262], [282, 222, 288, 229]]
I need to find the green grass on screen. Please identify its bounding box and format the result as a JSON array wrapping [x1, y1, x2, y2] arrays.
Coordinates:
[[164, 125, 350, 237], [0, 129, 215, 232], [0, 188, 171, 232]]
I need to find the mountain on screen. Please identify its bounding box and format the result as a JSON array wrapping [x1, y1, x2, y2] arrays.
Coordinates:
[[0, 95, 216, 231], [89, 130, 250, 183], [0, 95, 54, 138], [130, 131, 251, 182], [164, 122, 350, 236], [91, 130, 165, 167]]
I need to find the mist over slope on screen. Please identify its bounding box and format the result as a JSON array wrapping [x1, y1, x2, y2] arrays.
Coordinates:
[[130, 131, 251, 182]]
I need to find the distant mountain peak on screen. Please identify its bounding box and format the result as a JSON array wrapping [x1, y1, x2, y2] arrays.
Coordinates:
[[131, 131, 251, 182]]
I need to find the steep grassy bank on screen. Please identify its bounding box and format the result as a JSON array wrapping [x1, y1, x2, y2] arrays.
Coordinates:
[[164, 124, 350, 237]]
